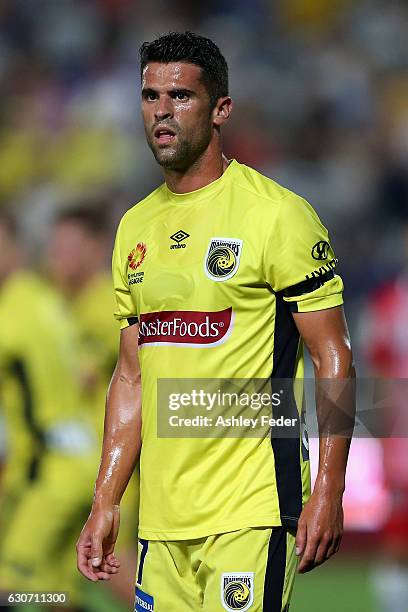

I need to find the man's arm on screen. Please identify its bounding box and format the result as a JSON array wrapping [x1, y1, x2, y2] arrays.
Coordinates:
[[292, 305, 355, 573], [76, 323, 141, 582]]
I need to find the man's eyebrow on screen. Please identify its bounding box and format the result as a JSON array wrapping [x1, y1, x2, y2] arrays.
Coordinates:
[[170, 88, 195, 95], [141, 87, 196, 96], [141, 87, 157, 96]]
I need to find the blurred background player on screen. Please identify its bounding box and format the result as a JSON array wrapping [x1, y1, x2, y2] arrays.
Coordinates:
[[47, 204, 119, 439], [46, 204, 139, 607], [0, 212, 97, 609]]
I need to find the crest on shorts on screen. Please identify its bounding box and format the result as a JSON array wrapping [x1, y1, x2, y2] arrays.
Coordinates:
[[204, 237, 243, 282], [221, 572, 254, 611]]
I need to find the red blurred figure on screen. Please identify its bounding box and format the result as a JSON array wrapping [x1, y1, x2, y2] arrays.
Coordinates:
[[363, 268, 408, 610]]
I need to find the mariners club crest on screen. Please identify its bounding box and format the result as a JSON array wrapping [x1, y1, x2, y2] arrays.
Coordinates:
[[204, 237, 243, 282], [221, 573, 254, 611]]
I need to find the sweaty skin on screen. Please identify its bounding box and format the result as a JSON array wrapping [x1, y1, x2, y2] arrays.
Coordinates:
[[293, 307, 355, 573], [76, 61, 355, 582], [76, 325, 141, 581]]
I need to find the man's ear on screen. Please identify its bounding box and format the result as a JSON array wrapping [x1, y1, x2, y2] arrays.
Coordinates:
[[212, 97, 233, 128]]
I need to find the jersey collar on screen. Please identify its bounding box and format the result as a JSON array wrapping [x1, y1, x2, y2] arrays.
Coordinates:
[[164, 159, 238, 204]]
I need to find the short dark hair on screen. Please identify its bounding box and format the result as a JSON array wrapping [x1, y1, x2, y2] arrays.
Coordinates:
[[55, 204, 110, 236], [139, 31, 228, 108]]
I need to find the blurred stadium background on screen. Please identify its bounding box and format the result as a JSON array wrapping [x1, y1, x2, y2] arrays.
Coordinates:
[[0, 1, 408, 610]]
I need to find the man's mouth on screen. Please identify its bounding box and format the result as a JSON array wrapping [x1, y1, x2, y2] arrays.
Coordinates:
[[154, 126, 176, 144]]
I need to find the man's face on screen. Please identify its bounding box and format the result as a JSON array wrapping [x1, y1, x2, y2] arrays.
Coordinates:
[[47, 221, 105, 292], [141, 62, 214, 170]]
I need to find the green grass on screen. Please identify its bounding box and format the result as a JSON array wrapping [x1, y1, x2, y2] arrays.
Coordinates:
[[291, 556, 376, 612], [81, 582, 130, 612]]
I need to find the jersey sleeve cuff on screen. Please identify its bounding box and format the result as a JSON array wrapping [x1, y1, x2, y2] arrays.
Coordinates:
[[116, 315, 139, 330], [283, 274, 344, 313]]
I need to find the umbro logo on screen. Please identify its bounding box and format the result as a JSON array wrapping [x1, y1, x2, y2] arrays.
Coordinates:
[[170, 230, 189, 250], [171, 230, 189, 243]]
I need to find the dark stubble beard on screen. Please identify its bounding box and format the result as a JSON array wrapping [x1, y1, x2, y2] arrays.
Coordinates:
[[146, 122, 213, 171]]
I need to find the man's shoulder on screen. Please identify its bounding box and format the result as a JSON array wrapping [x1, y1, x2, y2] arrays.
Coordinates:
[[1, 271, 49, 304], [0, 272, 66, 339], [119, 183, 167, 227], [234, 161, 306, 211]]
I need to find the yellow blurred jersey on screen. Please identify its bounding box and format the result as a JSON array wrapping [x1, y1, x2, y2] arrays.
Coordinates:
[[0, 271, 96, 596], [112, 159, 343, 540], [70, 272, 118, 438], [0, 271, 94, 494]]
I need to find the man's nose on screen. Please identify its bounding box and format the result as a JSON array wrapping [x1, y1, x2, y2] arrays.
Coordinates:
[[154, 95, 173, 121]]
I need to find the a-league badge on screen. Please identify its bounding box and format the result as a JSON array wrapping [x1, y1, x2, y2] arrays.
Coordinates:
[[221, 572, 254, 611], [204, 237, 243, 282]]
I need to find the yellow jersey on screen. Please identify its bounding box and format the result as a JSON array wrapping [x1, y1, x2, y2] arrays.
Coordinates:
[[112, 159, 343, 540], [69, 272, 118, 439], [0, 271, 94, 494]]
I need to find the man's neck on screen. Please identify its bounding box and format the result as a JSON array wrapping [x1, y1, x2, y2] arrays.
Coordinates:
[[163, 148, 230, 194], [64, 269, 102, 300]]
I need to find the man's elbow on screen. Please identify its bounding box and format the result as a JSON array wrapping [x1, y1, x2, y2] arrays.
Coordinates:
[[309, 340, 354, 377], [112, 364, 141, 388]]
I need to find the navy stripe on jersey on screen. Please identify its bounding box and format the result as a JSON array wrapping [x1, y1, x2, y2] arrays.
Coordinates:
[[283, 270, 335, 298], [263, 527, 287, 611], [8, 358, 46, 481], [127, 316, 139, 326], [270, 293, 302, 527], [137, 539, 149, 585], [284, 270, 335, 313]]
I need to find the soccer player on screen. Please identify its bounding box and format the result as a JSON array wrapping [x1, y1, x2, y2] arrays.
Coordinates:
[[47, 205, 120, 440], [77, 32, 355, 611], [47, 204, 139, 606], [0, 213, 96, 607]]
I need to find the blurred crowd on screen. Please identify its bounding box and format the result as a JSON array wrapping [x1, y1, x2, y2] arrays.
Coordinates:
[[0, 0, 408, 611]]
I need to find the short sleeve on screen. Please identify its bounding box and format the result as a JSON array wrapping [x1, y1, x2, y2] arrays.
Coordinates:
[[263, 194, 344, 313], [112, 221, 138, 329]]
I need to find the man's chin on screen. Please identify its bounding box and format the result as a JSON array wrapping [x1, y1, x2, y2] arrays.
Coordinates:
[[153, 148, 183, 169]]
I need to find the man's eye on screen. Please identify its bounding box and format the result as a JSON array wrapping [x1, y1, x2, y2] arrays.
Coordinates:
[[147, 93, 157, 101], [174, 92, 188, 101]]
